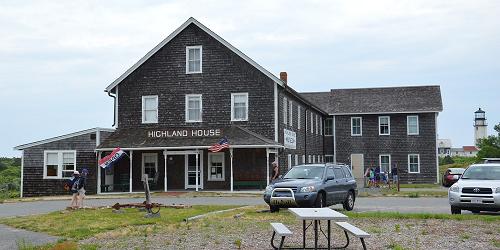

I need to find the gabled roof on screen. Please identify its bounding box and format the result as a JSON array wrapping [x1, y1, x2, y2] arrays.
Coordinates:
[[462, 146, 479, 152], [302, 85, 443, 115], [105, 17, 284, 92], [14, 128, 115, 150]]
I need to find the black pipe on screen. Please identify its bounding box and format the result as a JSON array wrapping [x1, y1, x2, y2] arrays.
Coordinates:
[[107, 90, 116, 127]]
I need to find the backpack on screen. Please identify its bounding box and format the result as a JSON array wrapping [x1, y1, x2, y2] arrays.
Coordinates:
[[64, 177, 74, 191]]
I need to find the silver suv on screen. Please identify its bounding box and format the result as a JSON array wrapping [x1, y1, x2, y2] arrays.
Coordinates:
[[448, 163, 500, 214]]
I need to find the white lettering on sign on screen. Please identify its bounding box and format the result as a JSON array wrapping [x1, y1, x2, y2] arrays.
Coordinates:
[[284, 129, 296, 149], [148, 129, 221, 138]]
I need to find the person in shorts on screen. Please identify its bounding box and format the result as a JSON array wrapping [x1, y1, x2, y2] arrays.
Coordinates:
[[69, 171, 81, 209], [375, 165, 381, 187], [78, 168, 88, 208], [391, 164, 399, 184]]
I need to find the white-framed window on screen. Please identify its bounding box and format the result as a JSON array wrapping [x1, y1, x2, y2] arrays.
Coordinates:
[[407, 115, 419, 135], [310, 112, 314, 134], [186, 45, 202, 74], [312, 155, 316, 163], [185, 94, 202, 122], [308, 155, 311, 163], [379, 116, 390, 135], [142, 153, 158, 181], [295, 154, 299, 166], [297, 106, 301, 130], [142, 95, 158, 124], [288, 154, 292, 170], [289, 100, 293, 127], [315, 115, 319, 134], [208, 152, 225, 181], [408, 154, 420, 173], [379, 154, 391, 173], [325, 118, 333, 136], [351, 117, 362, 136], [283, 97, 288, 125], [231, 93, 248, 121], [325, 155, 334, 163], [320, 117, 323, 135], [44, 150, 76, 179]]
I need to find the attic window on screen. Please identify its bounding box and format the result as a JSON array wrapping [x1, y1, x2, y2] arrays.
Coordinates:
[[90, 133, 96, 140], [186, 46, 202, 74]]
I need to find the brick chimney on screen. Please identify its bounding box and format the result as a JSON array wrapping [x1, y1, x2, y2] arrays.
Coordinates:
[[280, 72, 287, 85]]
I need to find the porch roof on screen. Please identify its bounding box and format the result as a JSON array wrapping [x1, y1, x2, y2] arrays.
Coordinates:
[[96, 126, 283, 151]]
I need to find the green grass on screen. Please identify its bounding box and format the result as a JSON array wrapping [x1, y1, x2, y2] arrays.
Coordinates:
[[344, 211, 500, 222], [398, 183, 441, 189], [0, 205, 237, 240], [492, 239, 500, 248]]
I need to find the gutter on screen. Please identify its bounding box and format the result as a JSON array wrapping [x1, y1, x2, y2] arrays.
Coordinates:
[[107, 90, 117, 127]]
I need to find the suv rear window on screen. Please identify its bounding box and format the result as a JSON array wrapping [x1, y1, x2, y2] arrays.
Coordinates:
[[333, 168, 344, 179], [342, 167, 352, 178]]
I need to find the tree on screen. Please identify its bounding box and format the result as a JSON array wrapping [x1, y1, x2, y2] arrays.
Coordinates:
[[477, 122, 500, 159]]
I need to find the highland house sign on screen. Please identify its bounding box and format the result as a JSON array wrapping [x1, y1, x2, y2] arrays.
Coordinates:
[[148, 129, 222, 138]]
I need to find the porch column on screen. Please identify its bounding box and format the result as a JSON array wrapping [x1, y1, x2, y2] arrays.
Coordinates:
[[195, 150, 199, 192], [230, 148, 234, 192], [164, 150, 168, 192], [97, 151, 102, 194], [129, 150, 133, 193], [266, 148, 270, 185]]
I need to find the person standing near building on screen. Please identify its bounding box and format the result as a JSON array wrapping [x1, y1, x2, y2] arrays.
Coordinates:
[[78, 168, 88, 208], [391, 164, 399, 185], [271, 161, 279, 181], [375, 164, 381, 187], [69, 171, 81, 209]]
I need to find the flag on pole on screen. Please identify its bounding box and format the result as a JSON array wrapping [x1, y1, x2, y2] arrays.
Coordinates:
[[98, 147, 127, 169], [208, 137, 230, 152]]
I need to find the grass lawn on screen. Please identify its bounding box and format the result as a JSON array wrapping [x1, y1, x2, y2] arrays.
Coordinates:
[[0, 205, 238, 240], [358, 188, 448, 198]]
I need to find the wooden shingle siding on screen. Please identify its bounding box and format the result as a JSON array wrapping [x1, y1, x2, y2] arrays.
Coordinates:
[[335, 113, 437, 183], [22, 133, 101, 197]]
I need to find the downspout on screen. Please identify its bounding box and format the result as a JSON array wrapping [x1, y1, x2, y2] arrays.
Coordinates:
[[107, 91, 117, 127]]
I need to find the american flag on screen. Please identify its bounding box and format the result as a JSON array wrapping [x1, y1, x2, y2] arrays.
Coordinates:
[[209, 137, 230, 152]]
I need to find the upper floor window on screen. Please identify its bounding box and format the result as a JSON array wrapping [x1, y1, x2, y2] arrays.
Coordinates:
[[408, 154, 420, 173], [315, 115, 319, 134], [310, 112, 314, 134], [44, 150, 76, 179], [289, 101, 293, 127], [351, 117, 362, 136], [325, 118, 333, 136], [142, 95, 158, 124], [297, 106, 301, 129], [407, 115, 419, 135], [320, 117, 323, 135], [231, 93, 248, 121], [186, 94, 202, 122], [379, 116, 390, 135], [283, 97, 288, 125], [186, 46, 202, 74]]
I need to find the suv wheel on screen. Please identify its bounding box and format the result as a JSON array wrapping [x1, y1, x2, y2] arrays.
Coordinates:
[[315, 192, 325, 208], [343, 191, 355, 211], [451, 206, 461, 214], [269, 205, 280, 213]]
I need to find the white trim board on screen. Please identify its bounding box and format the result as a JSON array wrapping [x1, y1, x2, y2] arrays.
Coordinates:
[[96, 144, 284, 151], [105, 17, 284, 92], [14, 128, 115, 150]]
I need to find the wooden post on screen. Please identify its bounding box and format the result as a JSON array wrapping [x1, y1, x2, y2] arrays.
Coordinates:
[[195, 151, 199, 192], [266, 148, 270, 185], [164, 150, 168, 192], [143, 174, 151, 207], [129, 150, 133, 193], [230, 148, 234, 192]]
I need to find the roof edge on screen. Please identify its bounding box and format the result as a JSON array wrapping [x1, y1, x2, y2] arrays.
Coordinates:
[[104, 17, 284, 92], [14, 127, 115, 150]]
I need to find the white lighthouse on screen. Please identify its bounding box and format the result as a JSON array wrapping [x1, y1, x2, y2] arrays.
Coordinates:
[[474, 108, 487, 144]]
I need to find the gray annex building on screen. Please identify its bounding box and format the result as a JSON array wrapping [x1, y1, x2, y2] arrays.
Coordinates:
[[14, 18, 442, 197]]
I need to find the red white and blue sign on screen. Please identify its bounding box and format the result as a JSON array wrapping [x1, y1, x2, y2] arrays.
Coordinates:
[[98, 147, 126, 169]]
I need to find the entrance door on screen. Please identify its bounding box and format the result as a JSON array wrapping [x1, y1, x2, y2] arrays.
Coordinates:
[[185, 153, 203, 189], [350, 154, 364, 188]]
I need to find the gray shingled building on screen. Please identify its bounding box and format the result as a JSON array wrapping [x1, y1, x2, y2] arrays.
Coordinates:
[[15, 18, 442, 197]]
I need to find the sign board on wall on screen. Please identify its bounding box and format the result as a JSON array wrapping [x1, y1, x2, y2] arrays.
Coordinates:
[[148, 129, 221, 138], [284, 129, 296, 149]]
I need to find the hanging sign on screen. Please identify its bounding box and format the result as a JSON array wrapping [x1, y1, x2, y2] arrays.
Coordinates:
[[284, 129, 296, 149]]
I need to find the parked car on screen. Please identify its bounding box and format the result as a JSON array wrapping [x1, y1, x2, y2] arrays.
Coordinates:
[[263, 164, 358, 212], [448, 163, 500, 214], [442, 168, 465, 187]]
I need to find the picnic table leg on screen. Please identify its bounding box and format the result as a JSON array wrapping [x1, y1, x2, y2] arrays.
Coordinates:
[[327, 220, 331, 250], [303, 220, 306, 249], [314, 220, 318, 250]]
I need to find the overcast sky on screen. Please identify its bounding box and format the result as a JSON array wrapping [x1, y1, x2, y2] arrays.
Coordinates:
[[1, 0, 499, 156]]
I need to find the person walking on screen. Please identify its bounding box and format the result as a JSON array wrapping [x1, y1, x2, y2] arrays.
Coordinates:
[[391, 164, 399, 185], [375, 165, 381, 187], [271, 161, 280, 181]]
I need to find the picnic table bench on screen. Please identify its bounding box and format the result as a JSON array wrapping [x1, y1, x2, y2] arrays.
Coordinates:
[[270, 223, 293, 250]]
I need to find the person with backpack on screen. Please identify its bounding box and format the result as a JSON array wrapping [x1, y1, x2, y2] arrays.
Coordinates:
[[68, 170, 81, 209]]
